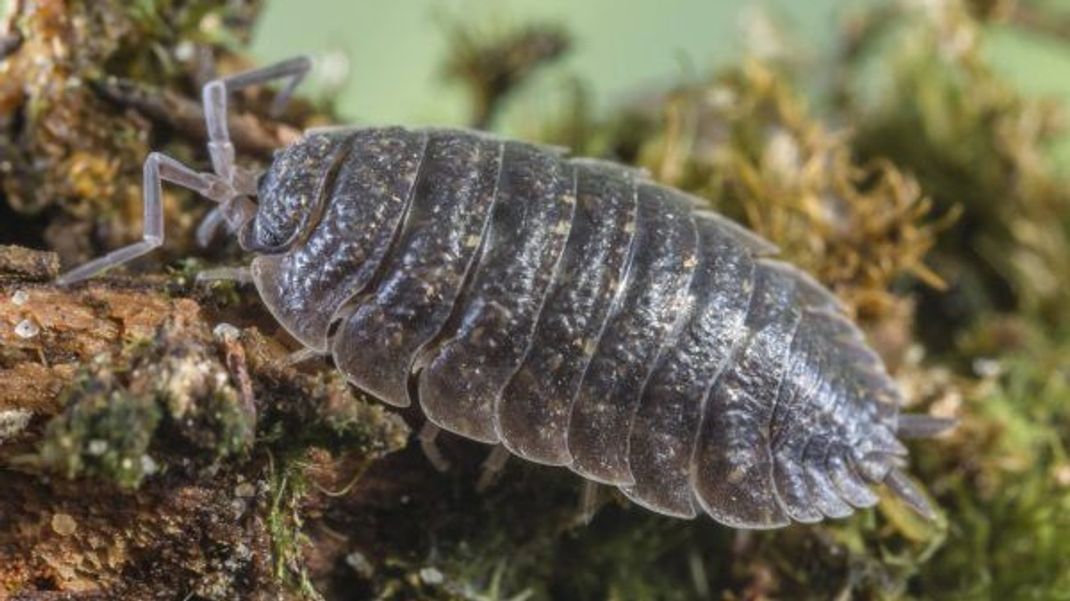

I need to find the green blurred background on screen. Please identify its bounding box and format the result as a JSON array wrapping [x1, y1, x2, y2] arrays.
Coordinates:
[[250, 0, 1070, 161]]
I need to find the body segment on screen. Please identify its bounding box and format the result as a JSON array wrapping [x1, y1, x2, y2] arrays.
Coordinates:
[[417, 141, 576, 442], [496, 160, 637, 465], [252, 127, 427, 351], [565, 183, 698, 485], [621, 215, 758, 518], [330, 132, 502, 407]]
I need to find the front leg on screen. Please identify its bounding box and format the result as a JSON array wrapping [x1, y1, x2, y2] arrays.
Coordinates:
[[57, 153, 226, 285]]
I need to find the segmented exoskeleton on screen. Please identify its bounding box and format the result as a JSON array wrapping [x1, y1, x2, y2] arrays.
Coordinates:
[[59, 57, 953, 528]]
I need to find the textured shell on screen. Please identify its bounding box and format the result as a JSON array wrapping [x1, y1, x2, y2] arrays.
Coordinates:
[[250, 126, 926, 528]]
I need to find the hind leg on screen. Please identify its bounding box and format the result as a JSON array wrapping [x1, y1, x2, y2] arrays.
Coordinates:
[[57, 153, 225, 285], [475, 446, 510, 492], [283, 347, 328, 366], [577, 480, 601, 525], [419, 422, 451, 472], [196, 265, 253, 284]]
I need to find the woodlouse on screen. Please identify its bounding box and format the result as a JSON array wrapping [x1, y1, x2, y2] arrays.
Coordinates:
[[58, 57, 953, 528]]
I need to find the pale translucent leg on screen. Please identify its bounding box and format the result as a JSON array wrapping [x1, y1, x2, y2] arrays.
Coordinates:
[[194, 171, 260, 245], [475, 446, 510, 492], [578, 480, 600, 525], [419, 422, 451, 472], [284, 347, 327, 366], [57, 154, 224, 285], [196, 56, 313, 237], [195, 266, 253, 284], [687, 546, 710, 598], [202, 56, 312, 181], [59, 57, 314, 285], [195, 206, 228, 248]]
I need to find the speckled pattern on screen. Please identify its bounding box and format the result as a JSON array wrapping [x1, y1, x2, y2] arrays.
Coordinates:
[[496, 160, 637, 465], [331, 131, 503, 407], [252, 126, 910, 528], [692, 261, 805, 528], [621, 215, 758, 518], [417, 141, 576, 443], [253, 127, 427, 351], [251, 131, 349, 250]]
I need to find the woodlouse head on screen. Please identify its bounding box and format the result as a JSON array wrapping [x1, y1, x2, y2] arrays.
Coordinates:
[[241, 132, 350, 254]]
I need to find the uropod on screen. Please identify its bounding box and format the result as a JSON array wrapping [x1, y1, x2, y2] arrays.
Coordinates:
[[58, 57, 953, 528]]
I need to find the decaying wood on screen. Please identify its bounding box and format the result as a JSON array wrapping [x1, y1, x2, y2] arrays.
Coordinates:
[[0, 246, 410, 598]]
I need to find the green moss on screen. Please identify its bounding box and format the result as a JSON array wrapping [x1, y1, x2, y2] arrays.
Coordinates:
[[240, 329, 410, 456], [267, 449, 323, 600], [908, 322, 1070, 599], [440, 17, 571, 129], [36, 318, 256, 488], [39, 372, 163, 489]]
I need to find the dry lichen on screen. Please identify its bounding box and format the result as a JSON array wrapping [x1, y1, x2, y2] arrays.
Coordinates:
[[36, 315, 254, 488], [638, 59, 953, 330], [0, 408, 32, 442], [845, 0, 1070, 335]]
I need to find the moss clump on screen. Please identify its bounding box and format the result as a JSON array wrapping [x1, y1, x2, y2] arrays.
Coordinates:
[[5, 289, 410, 596], [39, 367, 163, 488], [636, 59, 951, 329], [266, 450, 321, 599], [238, 327, 409, 456], [844, 0, 1070, 339], [37, 316, 254, 488], [909, 318, 1070, 599]]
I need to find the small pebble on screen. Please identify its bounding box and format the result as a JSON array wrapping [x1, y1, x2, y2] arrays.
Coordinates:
[[973, 357, 1002, 378], [87, 439, 108, 456], [51, 513, 78, 536], [0, 409, 33, 442], [234, 482, 257, 498], [1054, 464, 1070, 488], [199, 12, 223, 33], [14, 319, 39, 339], [419, 567, 444, 585], [141, 455, 159, 475], [11, 290, 28, 306], [317, 51, 350, 89], [345, 551, 375, 578], [174, 40, 195, 62], [213, 322, 241, 341]]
